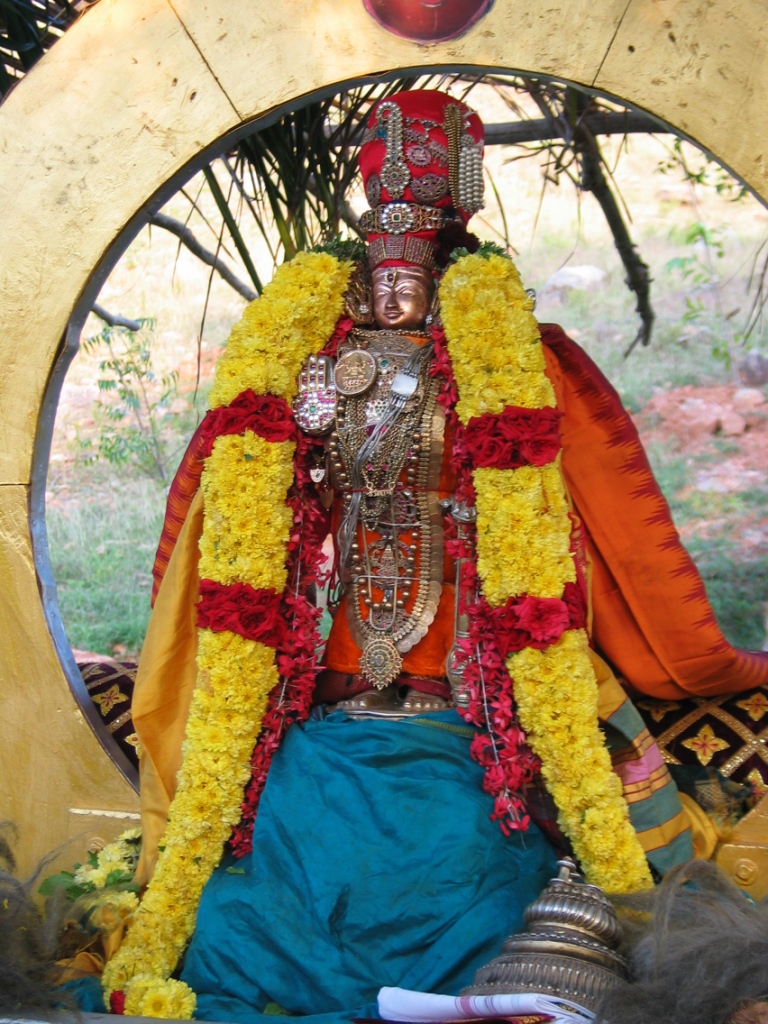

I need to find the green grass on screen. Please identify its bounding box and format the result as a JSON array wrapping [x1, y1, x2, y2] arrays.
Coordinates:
[[685, 539, 768, 650], [46, 470, 166, 657], [644, 441, 768, 650], [557, 305, 731, 413]]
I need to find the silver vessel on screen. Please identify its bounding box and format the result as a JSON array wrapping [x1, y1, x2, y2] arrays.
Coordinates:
[[463, 858, 628, 1013]]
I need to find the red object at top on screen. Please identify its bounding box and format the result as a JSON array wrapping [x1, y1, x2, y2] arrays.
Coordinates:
[[358, 89, 483, 212], [358, 89, 484, 268], [362, 0, 494, 42]]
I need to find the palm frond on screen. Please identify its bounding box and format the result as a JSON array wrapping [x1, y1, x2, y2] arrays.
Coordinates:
[[0, 0, 85, 97]]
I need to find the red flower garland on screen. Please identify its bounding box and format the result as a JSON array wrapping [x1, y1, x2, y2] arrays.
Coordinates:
[[460, 405, 562, 471], [430, 321, 583, 835], [199, 391, 297, 457], [429, 324, 459, 414], [229, 589, 322, 857], [320, 315, 355, 358], [449, 545, 540, 833]]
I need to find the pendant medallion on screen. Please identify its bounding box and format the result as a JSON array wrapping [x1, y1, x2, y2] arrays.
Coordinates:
[[360, 636, 403, 690], [335, 349, 377, 396]]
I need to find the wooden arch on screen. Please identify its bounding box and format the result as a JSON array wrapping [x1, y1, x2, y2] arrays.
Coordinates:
[[1, 0, 766, 873]]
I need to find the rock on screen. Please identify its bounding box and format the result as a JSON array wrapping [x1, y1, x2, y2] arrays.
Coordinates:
[[677, 323, 714, 346], [675, 398, 724, 440], [695, 466, 763, 492], [672, 398, 749, 437], [740, 350, 768, 386], [720, 410, 747, 435], [541, 265, 607, 295], [732, 387, 766, 412]]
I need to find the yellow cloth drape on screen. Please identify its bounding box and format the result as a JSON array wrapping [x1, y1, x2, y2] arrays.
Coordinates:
[[134, 489, 203, 887]]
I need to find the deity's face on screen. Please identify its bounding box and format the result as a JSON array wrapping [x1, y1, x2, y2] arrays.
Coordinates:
[[372, 265, 435, 330]]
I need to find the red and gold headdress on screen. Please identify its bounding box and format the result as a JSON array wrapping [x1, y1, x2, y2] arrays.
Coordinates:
[[358, 90, 484, 271]]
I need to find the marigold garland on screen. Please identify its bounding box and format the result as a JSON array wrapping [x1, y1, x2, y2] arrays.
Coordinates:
[[103, 252, 353, 1015], [208, 251, 352, 409], [440, 252, 652, 894], [473, 462, 575, 604], [122, 975, 197, 1019], [439, 254, 554, 419]]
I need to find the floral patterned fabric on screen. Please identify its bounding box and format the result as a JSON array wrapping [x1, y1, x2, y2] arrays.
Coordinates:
[[79, 660, 140, 771], [636, 688, 768, 797]]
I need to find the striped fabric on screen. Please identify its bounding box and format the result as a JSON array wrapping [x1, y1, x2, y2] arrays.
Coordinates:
[[151, 422, 207, 606], [602, 690, 694, 873]]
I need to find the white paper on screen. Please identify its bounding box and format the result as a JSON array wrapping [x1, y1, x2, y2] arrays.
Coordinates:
[[377, 986, 595, 1024]]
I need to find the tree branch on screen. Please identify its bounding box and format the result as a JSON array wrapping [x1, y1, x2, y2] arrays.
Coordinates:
[[148, 212, 257, 302], [484, 110, 660, 147], [340, 110, 660, 149], [91, 304, 142, 331], [568, 98, 655, 354]]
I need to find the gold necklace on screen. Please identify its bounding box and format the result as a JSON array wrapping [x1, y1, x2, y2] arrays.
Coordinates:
[[328, 335, 444, 688], [352, 326, 430, 340]]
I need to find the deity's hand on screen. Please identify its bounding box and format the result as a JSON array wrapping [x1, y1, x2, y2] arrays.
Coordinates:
[[293, 354, 337, 436]]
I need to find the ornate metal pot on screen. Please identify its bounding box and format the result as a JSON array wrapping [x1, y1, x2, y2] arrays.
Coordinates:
[[463, 858, 629, 1013]]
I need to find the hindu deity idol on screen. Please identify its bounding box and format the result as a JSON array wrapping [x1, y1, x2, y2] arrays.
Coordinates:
[[99, 90, 768, 1023]]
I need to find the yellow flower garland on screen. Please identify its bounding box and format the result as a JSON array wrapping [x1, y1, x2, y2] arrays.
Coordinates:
[[440, 253, 554, 420], [440, 252, 653, 894], [208, 250, 352, 409], [102, 252, 353, 1014], [473, 462, 574, 604]]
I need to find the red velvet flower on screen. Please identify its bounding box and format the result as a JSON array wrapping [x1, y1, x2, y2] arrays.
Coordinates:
[[462, 406, 562, 470], [109, 990, 126, 1015], [471, 586, 585, 659], [199, 391, 297, 457], [197, 581, 289, 648], [515, 596, 571, 645]]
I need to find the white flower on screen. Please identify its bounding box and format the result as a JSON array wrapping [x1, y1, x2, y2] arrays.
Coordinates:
[[118, 827, 142, 842], [73, 863, 97, 887]]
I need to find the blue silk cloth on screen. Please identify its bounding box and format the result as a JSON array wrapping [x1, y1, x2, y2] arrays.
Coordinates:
[[182, 711, 558, 1023]]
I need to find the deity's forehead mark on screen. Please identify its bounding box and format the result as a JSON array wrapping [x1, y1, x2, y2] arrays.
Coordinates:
[[372, 265, 435, 290]]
